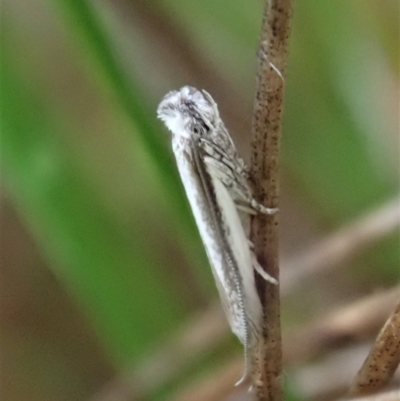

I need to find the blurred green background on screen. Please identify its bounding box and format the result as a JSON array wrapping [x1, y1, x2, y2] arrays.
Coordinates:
[[1, 0, 399, 400]]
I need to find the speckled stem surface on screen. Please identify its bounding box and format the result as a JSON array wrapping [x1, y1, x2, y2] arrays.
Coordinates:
[[250, 0, 294, 400], [349, 300, 400, 396]]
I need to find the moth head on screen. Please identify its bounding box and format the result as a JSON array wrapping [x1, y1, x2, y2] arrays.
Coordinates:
[[157, 86, 219, 139]]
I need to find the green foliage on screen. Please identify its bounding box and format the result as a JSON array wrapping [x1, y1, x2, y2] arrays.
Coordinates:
[[1, 41, 185, 364]]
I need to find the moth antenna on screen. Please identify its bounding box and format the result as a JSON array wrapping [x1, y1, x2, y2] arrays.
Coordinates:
[[202, 89, 220, 119]]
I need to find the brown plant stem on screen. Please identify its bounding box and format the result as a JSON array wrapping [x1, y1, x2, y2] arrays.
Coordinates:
[[348, 300, 400, 396], [293, 344, 400, 400], [250, 0, 294, 399]]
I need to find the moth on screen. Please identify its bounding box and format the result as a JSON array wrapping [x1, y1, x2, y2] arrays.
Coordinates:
[[157, 86, 277, 385]]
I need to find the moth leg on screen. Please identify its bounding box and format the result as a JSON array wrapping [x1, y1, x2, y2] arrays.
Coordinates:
[[230, 186, 278, 216], [248, 198, 278, 215], [248, 241, 278, 284], [204, 155, 277, 215], [252, 254, 278, 284]]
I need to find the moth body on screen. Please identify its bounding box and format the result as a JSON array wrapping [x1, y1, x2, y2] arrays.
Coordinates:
[[157, 86, 277, 385]]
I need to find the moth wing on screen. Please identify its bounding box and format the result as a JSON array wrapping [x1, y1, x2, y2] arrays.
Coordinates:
[[172, 141, 247, 341], [205, 162, 263, 340]]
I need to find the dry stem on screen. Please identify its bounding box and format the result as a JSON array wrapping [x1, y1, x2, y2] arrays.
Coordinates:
[[349, 300, 400, 396], [250, 0, 293, 399], [293, 344, 400, 400]]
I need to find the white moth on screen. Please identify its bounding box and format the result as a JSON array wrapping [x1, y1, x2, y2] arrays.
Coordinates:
[[157, 86, 277, 385]]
